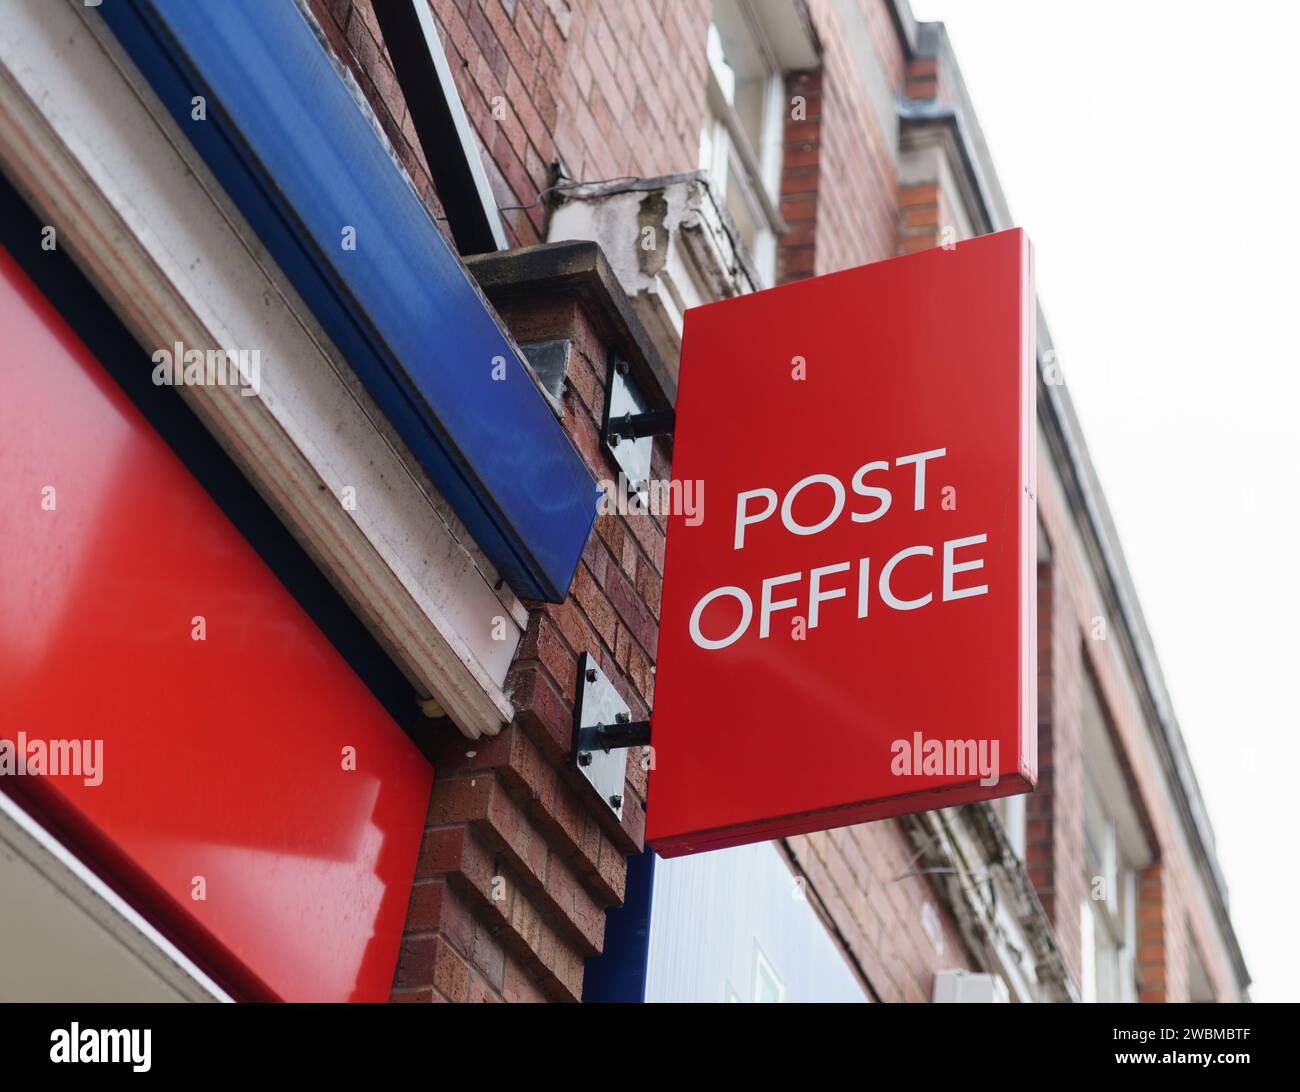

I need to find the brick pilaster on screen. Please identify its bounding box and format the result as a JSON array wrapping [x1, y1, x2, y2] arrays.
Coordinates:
[[389, 284, 664, 1003], [904, 55, 939, 102], [1025, 554, 1085, 989], [777, 69, 822, 284], [1136, 864, 1168, 1003], [898, 182, 941, 253]]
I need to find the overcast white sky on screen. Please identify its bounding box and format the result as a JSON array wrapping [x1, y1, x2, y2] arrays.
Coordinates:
[[907, 0, 1298, 1001]]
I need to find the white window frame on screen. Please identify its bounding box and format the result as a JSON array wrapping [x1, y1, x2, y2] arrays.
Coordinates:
[[992, 791, 1027, 860], [699, 10, 786, 286], [1081, 780, 1139, 1003], [751, 940, 785, 1003]]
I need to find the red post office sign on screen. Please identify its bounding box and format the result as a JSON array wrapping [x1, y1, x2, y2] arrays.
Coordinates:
[[646, 229, 1036, 856]]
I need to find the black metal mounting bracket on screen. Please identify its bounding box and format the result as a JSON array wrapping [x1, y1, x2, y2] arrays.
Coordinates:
[[575, 716, 652, 755], [571, 652, 652, 817], [605, 407, 675, 446], [600, 355, 674, 496]]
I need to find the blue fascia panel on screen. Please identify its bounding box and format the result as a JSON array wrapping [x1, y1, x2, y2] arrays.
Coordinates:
[[582, 849, 655, 1002], [99, 0, 598, 602]]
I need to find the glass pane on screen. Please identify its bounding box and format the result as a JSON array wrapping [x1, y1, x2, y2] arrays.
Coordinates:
[[725, 158, 760, 256]]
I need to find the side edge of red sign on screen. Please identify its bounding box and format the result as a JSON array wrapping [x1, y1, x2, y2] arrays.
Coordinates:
[[1018, 230, 1039, 793], [647, 229, 1037, 857]]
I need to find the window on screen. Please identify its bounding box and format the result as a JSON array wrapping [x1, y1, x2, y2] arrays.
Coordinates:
[[643, 841, 867, 1002], [1187, 933, 1217, 1002], [1076, 657, 1150, 1004], [992, 792, 1027, 860], [1080, 777, 1138, 1003], [1080, 879, 1137, 1004], [698, 3, 786, 285], [751, 942, 785, 1003]]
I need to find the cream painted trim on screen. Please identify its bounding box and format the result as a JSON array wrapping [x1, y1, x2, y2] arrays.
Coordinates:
[[547, 172, 762, 374], [0, 0, 516, 738], [0, 791, 230, 1002]]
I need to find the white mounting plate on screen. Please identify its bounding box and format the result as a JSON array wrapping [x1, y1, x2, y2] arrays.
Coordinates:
[[602, 359, 652, 497], [572, 652, 629, 819]]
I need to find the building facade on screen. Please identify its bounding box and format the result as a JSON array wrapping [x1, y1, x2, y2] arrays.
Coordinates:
[[0, 0, 1247, 1003]]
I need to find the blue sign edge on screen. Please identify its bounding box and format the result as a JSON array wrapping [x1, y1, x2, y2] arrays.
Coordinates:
[[99, 0, 598, 603]]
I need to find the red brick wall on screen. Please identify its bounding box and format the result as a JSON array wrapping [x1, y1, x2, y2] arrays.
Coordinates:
[[777, 69, 821, 284], [1136, 864, 1169, 1002], [802, 0, 901, 271], [311, 0, 710, 249], [311, 1, 448, 222], [1027, 551, 1086, 988], [898, 182, 940, 253], [904, 54, 938, 101], [895, 55, 957, 254], [786, 823, 975, 1002]]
